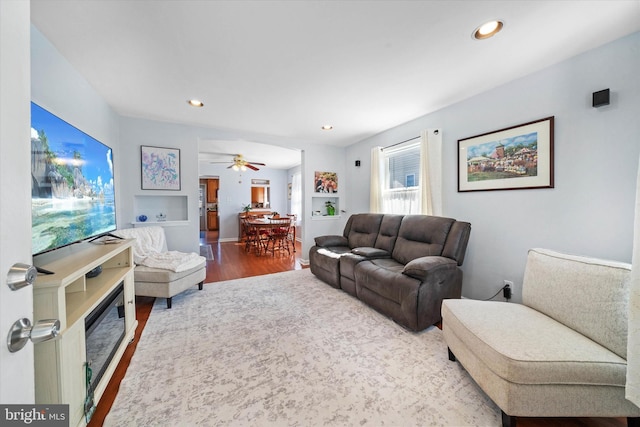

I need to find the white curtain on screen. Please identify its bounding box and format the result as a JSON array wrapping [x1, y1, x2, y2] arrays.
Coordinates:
[[291, 172, 302, 224], [627, 156, 640, 406], [419, 129, 443, 216], [379, 140, 421, 214], [370, 146, 383, 213], [382, 187, 420, 214]]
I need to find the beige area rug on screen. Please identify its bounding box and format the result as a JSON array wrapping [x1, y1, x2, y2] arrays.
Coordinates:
[[105, 269, 500, 426]]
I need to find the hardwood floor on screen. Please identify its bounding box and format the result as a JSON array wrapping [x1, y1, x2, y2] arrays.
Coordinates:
[[88, 232, 626, 427]]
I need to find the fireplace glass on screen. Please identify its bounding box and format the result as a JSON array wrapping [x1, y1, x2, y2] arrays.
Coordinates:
[[85, 281, 126, 393]]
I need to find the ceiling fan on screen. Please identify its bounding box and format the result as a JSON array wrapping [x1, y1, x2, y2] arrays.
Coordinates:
[[210, 154, 266, 171]]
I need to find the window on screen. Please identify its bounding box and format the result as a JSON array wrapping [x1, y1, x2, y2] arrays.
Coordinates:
[[290, 172, 302, 223], [381, 139, 421, 214]]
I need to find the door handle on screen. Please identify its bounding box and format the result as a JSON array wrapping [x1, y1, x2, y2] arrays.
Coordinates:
[[7, 318, 60, 352], [6, 263, 38, 291]]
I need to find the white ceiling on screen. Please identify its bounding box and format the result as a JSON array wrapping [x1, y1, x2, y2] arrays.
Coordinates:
[[31, 1, 640, 168], [197, 138, 301, 170]]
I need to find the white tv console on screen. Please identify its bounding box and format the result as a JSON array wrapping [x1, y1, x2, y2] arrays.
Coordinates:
[[33, 240, 137, 427]]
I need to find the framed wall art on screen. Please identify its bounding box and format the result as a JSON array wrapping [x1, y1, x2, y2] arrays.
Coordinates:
[[458, 116, 554, 192], [314, 171, 338, 193], [141, 145, 181, 190]]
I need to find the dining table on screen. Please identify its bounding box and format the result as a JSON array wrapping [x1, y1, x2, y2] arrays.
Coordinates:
[[243, 216, 296, 253]]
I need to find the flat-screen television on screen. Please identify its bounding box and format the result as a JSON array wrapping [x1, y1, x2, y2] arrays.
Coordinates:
[[31, 102, 116, 256]]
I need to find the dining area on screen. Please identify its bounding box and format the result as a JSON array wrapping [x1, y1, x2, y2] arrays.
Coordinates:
[[240, 213, 297, 256]]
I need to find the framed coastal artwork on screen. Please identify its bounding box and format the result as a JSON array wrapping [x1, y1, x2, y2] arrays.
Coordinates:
[[314, 171, 338, 193], [141, 145, 181, 190], [458, 116, 554, 192]]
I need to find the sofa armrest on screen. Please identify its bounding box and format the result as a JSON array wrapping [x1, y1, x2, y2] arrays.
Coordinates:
[[351, 247, 391, 259], [314, 235, 349, 247], [402, 256, 458, 281]]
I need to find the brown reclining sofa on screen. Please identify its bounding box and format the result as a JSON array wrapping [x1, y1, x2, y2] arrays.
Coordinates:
[[309, 213, 471, 331]]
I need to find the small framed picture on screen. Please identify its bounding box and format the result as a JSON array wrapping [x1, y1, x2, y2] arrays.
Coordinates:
[[314, 171, 338, 193]]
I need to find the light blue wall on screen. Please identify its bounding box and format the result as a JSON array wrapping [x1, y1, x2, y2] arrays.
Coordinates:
[[345, 32, 640, 301], [117, 117, 201, 252]]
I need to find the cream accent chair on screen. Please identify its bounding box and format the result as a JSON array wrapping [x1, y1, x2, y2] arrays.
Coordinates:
[[442, 248, 640, 427], [114, 226, 206, 308]]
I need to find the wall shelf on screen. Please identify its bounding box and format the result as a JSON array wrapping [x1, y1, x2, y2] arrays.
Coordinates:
[[311, 215, 342, 220], [131, 220, 190, 227], [134, 195, 188, 223], [311, 196, 339, 218]]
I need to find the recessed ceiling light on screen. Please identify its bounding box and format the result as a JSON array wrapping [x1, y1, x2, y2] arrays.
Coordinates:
[[321, 125, 333, 130], [187, 99, 204, 107], [473, 20, 504, 40]]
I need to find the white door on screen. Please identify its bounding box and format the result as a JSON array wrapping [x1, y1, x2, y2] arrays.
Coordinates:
[[0, 1, 35, 403]]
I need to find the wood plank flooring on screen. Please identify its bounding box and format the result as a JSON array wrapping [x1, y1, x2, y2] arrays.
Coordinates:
[[88, 232, 625, 427]]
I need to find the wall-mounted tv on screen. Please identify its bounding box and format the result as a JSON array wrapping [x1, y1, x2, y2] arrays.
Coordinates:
[[31, 102, 116, 256]]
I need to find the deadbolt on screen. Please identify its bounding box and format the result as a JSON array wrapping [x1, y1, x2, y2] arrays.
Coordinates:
[[6, 263, 38, 291]]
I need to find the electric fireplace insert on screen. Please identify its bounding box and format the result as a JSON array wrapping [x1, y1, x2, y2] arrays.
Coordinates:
[[84, 282, 125, 392]]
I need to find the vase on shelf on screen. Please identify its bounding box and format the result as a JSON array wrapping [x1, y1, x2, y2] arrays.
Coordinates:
[[325, 201, 336, 216]]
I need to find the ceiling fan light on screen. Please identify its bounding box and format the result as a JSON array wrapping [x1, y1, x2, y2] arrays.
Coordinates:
[[232, 164, 239, 171], [240, 165, 247, 171]]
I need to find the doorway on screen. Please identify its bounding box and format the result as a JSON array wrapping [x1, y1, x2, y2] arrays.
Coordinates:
[[199, 183, 207, 231], [199, 177, 219, 241]]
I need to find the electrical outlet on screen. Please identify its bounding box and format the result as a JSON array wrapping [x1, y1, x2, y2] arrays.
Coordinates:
[[503, 280, 513, 300]]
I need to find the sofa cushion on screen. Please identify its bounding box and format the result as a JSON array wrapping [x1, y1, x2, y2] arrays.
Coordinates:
[[442, 299, 628, 387], [339, 253, 365, 282], [373, 214, 404, 252], [523, 248, 631, 359], [392, 215, 454, 265], [346, 214, 384, 248], [309, 246, 348, 289], [355, 258, 417, 304]]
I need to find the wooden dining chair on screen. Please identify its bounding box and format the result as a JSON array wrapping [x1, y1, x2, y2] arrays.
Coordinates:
[[265, 218, 292, 256], [286, 214, 297, 252], [241, 218, 263, 254]]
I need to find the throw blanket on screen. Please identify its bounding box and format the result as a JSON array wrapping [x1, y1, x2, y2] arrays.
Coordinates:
[[114, 226, 205, 272], [140, 251, 204, 273]]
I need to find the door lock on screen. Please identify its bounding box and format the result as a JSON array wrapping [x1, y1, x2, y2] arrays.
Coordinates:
[[6, 263, 38, 291]]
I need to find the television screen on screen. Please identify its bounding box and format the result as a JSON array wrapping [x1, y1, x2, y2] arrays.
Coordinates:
[[31, 102, 116, 256]]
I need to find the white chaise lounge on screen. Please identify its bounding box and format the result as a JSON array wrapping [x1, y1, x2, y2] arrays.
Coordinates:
[[114, 226, 206, 308]]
